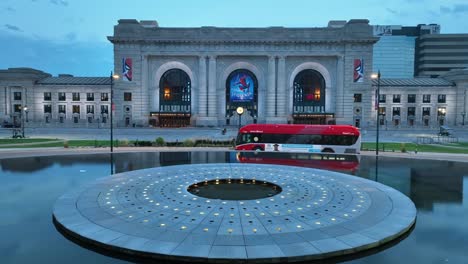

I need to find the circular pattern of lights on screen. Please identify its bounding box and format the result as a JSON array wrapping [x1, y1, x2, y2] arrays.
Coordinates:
[[53, 163, 416, 263]]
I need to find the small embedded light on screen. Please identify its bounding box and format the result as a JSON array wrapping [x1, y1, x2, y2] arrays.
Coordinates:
[[297, 225, 302, 229], [252, 228, 257, 233], [160, 223, 166, 227], [344, 213, 349, 217], [203, 228, 209, 232], [227, 228, 233, 233], [143, 219, 149, 223], [214, 213, 219, 216], [200, 212, 205, 215], [181, 226, 187, 230], [331, 218, 336, 221], [315, 221, 321, 225], [276, 227, 282, 231]]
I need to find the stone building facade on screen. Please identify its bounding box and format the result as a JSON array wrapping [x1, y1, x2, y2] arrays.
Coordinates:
[[108, 19, 377, 127], [1, 19, 467, 129]]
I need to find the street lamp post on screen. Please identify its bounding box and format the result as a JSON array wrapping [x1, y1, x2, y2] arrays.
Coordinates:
[[236, 107, 244, 130], [110, 71, 119, 153], [21, 106, 28, 138], [371, 71, 381, 156]]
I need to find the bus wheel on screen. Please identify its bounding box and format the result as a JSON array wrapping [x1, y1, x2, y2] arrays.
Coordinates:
[[253, 147, 263, 151], [321, 148, 335, 153]]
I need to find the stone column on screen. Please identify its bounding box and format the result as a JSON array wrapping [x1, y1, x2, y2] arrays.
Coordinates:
[[266, 56, 276, 120], [198, 56, 207, 117], [5, 86, 10, 117], [335, 55, 345, 123], [276, 56, 287, 122], [141, 55, 149, 125], [208, 56, 217, 118]]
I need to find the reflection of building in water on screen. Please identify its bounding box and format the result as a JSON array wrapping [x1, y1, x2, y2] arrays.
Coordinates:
[[360, 157, 466, 212], [0, 154, 110, 173], [113, 152, 231, 173], [410, 162, 465, 211]]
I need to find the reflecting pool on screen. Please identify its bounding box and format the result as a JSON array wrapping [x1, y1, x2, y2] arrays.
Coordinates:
[[1, 152, 467, 263]]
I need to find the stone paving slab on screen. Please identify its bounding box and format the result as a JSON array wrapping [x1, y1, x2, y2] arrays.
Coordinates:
[[53, 163, 416, 263]]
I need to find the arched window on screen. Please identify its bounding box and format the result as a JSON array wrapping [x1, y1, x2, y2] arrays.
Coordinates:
[[159, 69, 191, 112], [225, 69, 258, 124], [293, 69, 326, 113], [157, 69, 191, 127]]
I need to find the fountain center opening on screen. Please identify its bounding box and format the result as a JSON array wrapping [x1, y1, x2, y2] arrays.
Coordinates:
[[187, 178, 282, 200]]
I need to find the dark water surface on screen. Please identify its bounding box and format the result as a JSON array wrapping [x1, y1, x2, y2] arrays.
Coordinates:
[[1, 152, 467, 263]]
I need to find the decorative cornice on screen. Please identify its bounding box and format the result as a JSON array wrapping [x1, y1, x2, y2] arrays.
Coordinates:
[[108, 38, 377, 45], [108, 19, 378, 45]]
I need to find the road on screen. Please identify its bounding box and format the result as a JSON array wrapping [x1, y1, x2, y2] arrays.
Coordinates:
[[1, 127, 468, 142]]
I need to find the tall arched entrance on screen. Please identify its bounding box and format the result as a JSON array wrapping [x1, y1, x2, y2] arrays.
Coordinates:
[[292, 69, 333, 124], [157, 69, 191, 127], [225, 69, 258, 125]]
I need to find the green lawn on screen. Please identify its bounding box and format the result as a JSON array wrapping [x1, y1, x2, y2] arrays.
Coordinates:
[[0, 139, 233, 148], [362, 142, 468, 154]]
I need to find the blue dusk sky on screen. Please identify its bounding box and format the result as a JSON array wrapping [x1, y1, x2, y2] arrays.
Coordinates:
[[1, 0, 467, 76]]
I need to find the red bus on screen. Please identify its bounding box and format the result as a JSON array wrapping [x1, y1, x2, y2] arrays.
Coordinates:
[[235, 124, 361, 154]]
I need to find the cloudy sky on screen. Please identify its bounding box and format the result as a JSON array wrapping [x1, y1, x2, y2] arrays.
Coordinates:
[[1, 0, 467, 76]]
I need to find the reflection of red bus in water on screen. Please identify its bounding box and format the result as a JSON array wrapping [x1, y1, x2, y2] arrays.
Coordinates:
[[236, 152, 360, 173], [235, 124, 361, 154]]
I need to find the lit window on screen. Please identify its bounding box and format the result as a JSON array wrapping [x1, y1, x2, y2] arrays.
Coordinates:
[[314, 88, 321, 101], [164, 88, 171, 100]]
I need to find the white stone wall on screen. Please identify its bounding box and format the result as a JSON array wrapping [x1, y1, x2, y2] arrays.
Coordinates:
[[378, 87, 457, 128]]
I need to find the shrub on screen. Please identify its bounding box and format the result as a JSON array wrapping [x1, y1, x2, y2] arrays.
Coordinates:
[[135, 140, 152, 147], [183, 139, 195, 147], [400, 143, 407, 153], [119, 139, 129, 147], [63, 140, 69, 148], [155, 137, 165, 146]]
